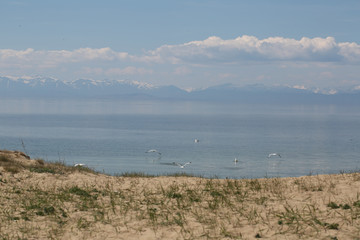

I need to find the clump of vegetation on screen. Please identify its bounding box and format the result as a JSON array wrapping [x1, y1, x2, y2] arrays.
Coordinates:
[[117, 171, 201, 178], [353, 200, 360, 208], [0, 155, 24, 173], [0, 151, 97, 175], [117, 172, 156, 178], [327, 202, 340, 209], [327, 201, 352, 210]]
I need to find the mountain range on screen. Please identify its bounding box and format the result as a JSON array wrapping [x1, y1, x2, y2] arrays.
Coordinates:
[[1, 76, 359, 104]]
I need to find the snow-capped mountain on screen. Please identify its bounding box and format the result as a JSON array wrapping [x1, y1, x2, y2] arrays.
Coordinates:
[[0, 76, 70, 98], [0, 76, 359, 104], [0, 76, 186, 100], [68, 78, 154, 90]]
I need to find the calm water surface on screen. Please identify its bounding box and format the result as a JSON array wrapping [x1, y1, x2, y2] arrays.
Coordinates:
[[0, 99, 359, 178]]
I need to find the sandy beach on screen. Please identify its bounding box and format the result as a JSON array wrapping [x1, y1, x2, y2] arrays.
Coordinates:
[[1, 150, 359, 239]]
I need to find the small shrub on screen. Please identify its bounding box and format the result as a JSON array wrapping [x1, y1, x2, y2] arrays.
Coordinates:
[[255, 196, 267, 205], [186, 189, 201, 203], [68, 186, 91, 198], [341, 204, 351, 210], [36, 211, 45, 216], [44, 206, 55, 215], [30, 166, 56, 174], [353, 200, 360, 208], [35, 159, 45, 165], [61, 210, 68, 218], [6, 216, 20, 221], [0, 155, 11, 163], [210, 190, 223, 198], [77, 217, 91, 229], [327, 202, 340, 209], [165, 185, 183, 199], [0, 154, 24, 173], [325, 223, 339, 230], [22, 215, 30, 221], [4, 165, 22, 174], [248, 179, 262, 191], [119, 172, 155, 178]]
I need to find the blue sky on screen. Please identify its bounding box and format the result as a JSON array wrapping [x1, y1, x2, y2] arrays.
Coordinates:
[[1, 0, 360, 91]]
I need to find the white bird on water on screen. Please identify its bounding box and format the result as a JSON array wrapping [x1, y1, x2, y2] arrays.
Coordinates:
[[173, 162, 191, 168], [268, 153, 281, 158], [146, 149, 161, 155], [234, 158, 239, 163]]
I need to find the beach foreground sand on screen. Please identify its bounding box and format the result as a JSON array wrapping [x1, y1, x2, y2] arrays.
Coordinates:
[[1, 150, 359, 239]]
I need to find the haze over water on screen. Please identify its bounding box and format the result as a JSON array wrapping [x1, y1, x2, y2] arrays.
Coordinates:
[[0, 99, 359, 178]]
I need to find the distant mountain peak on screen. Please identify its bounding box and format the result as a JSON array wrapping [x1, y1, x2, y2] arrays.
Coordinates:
[[122, 80, 155, 89], [67, 78, 156, 89], [1, 75, 359, 104]]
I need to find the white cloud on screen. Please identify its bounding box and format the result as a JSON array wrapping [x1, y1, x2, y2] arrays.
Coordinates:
[[67, 48, 128, 62], [293, 85, 307, 90], [0, 47, 129, 69], [0, 48, 34, 60], [338, 41, 360, 62], [0, 36, 359, 72], [143, 35, 360, 63]]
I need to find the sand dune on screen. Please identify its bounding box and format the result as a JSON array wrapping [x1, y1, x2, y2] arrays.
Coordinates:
[[1, 150, 359, 239]]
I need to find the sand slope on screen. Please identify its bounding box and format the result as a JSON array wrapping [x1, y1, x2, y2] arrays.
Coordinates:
[[1, 150, 360, 239]]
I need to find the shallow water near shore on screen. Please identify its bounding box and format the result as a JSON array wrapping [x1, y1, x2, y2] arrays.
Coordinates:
[[0, 99, 359, 178]]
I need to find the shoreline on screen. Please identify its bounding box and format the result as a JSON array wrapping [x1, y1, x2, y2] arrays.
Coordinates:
[[1, 150, 360, 239]]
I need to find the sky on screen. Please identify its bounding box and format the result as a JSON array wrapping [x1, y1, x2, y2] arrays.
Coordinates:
[[1, 0, 360, 91]]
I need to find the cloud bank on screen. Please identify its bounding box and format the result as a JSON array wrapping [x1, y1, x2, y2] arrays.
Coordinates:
[[1, 36, 359, 69], [0, 47, 128, 69], [144, 35, 360, 63]]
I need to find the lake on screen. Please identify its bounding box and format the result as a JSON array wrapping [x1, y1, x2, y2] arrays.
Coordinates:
[[0, 98, 359, 178]]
